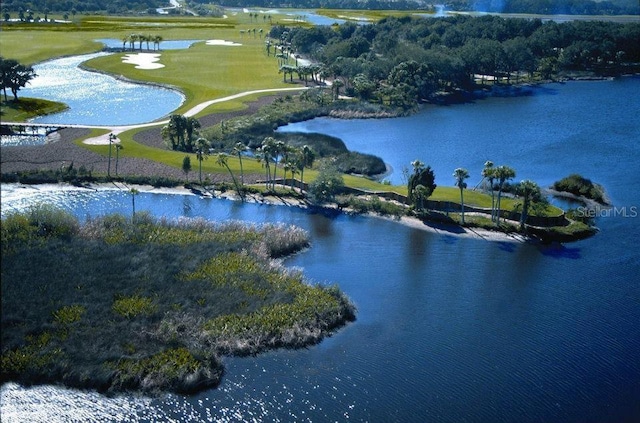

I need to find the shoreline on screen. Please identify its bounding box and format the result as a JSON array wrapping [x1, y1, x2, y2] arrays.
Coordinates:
[[1, 181, 530, 244]]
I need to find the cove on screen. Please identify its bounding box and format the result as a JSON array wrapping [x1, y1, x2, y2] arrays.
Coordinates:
[[21, 52, 184, 126]]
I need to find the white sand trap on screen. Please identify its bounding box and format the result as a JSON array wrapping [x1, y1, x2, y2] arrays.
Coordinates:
[[122, 53, 164, 70], [206, 39, 242, 46]]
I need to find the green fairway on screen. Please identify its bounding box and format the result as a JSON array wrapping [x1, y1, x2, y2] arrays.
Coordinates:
[[83, 37, 292, 115], [0, 13, 299, 115]]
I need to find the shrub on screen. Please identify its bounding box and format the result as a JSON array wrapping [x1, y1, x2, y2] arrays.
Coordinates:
[[308, 165, 344, 204], [553, 174, 606, 204], [53, 305, 86, 325], [112, 295, 157, 318]]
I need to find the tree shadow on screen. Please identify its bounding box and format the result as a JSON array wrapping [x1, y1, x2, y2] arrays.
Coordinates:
[[537, 243, 582, 259], [497, 241, 518, 253], [420, 219, 466, 234]]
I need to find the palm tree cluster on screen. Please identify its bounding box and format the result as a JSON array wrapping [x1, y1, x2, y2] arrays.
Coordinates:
[[480, 161, 516, 223], [408, 159, 542, 228], [121, 34, 163, 51], [161, 115, 202, 153], [256, 137, 315, 192]]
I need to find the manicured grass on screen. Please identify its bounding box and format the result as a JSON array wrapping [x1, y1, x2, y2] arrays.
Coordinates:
[[0, 97, 68, 122], [84, 37, 292, 115]]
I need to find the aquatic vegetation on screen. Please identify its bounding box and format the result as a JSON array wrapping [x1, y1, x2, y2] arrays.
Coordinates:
[[1, 207, 354, 394]]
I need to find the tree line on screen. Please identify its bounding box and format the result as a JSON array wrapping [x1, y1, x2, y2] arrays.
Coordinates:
[[120, 34, 164, 51], [273, 15, 639, 110], [446, 0, 639, 16], [408, 159, 544, 229]]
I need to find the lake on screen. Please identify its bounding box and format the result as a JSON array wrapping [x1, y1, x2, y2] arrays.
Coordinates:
[[20, 52, 184, 126], [1, 77, 639, 422]]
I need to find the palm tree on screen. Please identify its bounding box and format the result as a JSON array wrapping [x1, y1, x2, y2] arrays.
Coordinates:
[[273, 140, 286, 188], [233, 142, 248, 185], [260, 137, 277, 189], [216, 153, 243, 200], [130, 188, 139, 220], [153, 35, 163, 51], [195, 137, 209, 184], [454, 168, 470, 224], [185, 116, 201, 152], [299, 145, 314, 190], [182, 155, 191, 183], [494, 165, 516, 223], [411, 159, 425, 173], [115, 144, 123, 176], [517, 180, 540, 230], [107, 133, 117, 177], [128, 34, 138, 51], [481, 161, 496, 221]]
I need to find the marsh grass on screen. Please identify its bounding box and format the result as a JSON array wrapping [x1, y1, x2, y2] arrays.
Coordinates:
[[1, 206, 354, 394]]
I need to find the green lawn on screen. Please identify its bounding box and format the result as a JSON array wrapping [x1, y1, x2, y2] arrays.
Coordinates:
[[83, 37, 292, 115]]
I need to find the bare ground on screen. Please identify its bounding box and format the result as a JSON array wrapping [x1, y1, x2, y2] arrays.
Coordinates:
[[1, 94, 284, 183]]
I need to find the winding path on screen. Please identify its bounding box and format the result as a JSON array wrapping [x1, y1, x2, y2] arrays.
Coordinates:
[[3, 87, 307, 145]]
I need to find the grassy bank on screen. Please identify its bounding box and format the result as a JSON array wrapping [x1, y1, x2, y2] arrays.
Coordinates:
[[0, 97, 68, 122], [1, 205, 356, 394]]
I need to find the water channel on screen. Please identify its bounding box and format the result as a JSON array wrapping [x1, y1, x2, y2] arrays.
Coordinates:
[[1, 76, 639, 422], [20, 51, 184, 126]]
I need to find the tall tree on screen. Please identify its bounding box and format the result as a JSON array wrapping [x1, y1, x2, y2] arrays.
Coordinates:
[[233, 142, 248, 186], [259, 137, 277, 190], [0, 57, 37, 101], [216, 153, 243, 200], [115, 144, 123, 176], [407, 160, 436, 207], [454, 168, 470, 224], [494, 165, 516, 223], [481, 161, 496, 221], [107, 133, 117, 178], [195, 137, 209, 184], [130, 188, 139, 220], [298, 145, 315, 190], [182, 155, 192, 183], [516, 180, 541, 230]]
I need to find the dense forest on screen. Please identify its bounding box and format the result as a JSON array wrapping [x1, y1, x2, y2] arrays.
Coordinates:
[[271, 15, 640, 109], [445, 0, 639, 15]]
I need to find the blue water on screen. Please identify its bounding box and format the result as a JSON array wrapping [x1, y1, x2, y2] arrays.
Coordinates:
[[1, 78, 639, 422], [96, 38, 202, 50], [21, 53, 184, 126]]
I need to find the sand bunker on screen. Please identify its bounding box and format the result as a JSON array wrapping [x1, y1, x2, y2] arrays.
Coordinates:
[[206, 39, 242, 46], [122, 53, 165, 70]]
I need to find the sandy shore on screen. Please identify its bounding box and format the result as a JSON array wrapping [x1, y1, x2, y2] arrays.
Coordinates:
[[2, 182, 528, 244]]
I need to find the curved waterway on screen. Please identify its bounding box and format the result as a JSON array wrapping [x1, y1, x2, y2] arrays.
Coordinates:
[[2, 78, 639, 422], [21, 52, 184, 126]]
